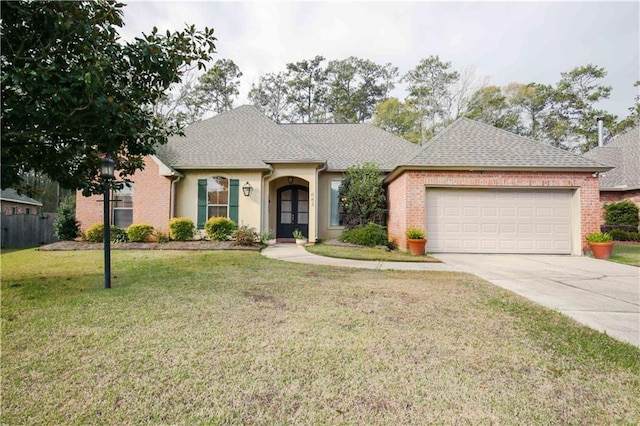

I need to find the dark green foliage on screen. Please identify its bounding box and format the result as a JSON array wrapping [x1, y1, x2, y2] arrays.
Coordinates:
[[1, 1, 216, 195], [84, 223, 123, 243], [604, 201, 639, 227], [609, 229, 640, 242], [126, 224, 154, 242], [205, 216, 237, 241], [339, 223, 389, 247], [111, 227, 129, 243], [169, 217, 195, 241], [53, 201, 80, 240], [234, 225, 258, 246], [339, 163, 387, 229]]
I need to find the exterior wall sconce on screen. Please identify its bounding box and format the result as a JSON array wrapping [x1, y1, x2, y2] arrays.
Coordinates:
[[242, 181, 253, 197], [100, 156, 115, 289]]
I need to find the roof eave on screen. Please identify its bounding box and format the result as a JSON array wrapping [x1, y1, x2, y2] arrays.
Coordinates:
[[384, 165, 613, 184], [0, 197, 43, 206], [600, 185, 640, 192]]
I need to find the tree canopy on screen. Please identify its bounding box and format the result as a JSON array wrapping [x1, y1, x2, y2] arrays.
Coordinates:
[[1, 1, 216, 195]]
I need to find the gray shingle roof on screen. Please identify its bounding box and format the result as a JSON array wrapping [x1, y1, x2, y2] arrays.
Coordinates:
[[155, 105, 418, 172], [282, 123, 419, 171], [400, 117, 610, 170], [155, 105, 325, 169], [0, 188, 42, 206], [584, 125, 640, 190]]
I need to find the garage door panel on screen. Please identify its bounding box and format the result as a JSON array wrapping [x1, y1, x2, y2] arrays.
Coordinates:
[[426, 188, 572, 254]]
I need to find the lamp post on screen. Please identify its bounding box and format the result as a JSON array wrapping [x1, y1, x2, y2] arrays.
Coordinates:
[[101, 156, 115, 289]]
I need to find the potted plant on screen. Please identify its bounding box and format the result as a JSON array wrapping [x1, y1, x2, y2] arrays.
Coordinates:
[[292, 229, 307, 246], [406, 227, 426, 255], [586, 232, 614, 260], [261, 229, 276, 246]]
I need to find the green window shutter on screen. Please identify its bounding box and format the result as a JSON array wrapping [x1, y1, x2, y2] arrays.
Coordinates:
[[229, 179, 239, 224], [197, 179, 207, 229]]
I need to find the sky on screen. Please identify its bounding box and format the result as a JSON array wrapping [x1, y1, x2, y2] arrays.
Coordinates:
[[120, 1, 639, 119]]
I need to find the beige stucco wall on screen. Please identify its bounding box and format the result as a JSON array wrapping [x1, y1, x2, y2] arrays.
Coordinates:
[[174, 170, 263, 233], [173, 165, 345, 243], [263, 164, 321, 242], [317, 171, 346, 241]]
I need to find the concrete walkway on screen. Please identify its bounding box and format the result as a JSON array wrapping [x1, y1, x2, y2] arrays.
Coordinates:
[[261, 244, 640, 347], [261, 244, 457, 271]]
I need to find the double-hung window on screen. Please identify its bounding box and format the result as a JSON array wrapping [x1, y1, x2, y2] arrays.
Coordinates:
[[113, 184, 133, 228], [207, 177, 229, 218], [330, 180, 345, 227]]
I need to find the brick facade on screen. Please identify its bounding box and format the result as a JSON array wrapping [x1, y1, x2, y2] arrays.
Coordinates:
[[599, 190, 640, 224], [76, 156, 173, 233], [1, 202, 40, 215], [387, 170, 601, 253]]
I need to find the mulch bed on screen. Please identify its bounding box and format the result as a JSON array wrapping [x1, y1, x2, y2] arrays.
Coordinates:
[[38, 240, 259, 251]]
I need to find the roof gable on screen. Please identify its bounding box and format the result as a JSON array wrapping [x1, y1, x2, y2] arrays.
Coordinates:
[[155, 105, 325, 169], [584, 125, 640, 190], [400, 117, 610, 171]]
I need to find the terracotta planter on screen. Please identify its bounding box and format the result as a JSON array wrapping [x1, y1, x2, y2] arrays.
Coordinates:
[[589, 242, 614, 260], [407, 238, 427, 255]]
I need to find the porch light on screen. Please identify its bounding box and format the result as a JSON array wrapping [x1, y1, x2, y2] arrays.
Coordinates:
[[242, 181, 253, 197]]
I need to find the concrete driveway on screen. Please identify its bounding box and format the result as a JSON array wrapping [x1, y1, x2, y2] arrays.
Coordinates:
[[433, 254, 640, 347]]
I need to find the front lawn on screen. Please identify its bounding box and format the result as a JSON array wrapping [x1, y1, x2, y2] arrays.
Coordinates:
[[306, 243, 441, 262], [2, 249, 639, 424], [608, 243, 640, 267]]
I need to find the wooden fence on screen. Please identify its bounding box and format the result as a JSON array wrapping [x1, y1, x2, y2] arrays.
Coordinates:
[[1, 213, 59, 248]]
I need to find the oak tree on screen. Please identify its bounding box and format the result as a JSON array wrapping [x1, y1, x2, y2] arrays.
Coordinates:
[[1, 1, 216, 195]]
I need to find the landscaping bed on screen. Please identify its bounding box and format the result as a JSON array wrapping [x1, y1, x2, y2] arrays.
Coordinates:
[[38, 240, 259, 251]]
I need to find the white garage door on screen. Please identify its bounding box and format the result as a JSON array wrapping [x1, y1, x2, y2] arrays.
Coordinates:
[[425, 188, 572, 254]]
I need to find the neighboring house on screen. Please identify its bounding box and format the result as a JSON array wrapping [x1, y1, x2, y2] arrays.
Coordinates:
[[583, 125, 640, 214], [1, 188, 42, 215], [76, 105, 609, 255]]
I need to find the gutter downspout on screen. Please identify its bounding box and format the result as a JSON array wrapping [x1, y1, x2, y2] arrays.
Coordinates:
[[261, 164, 274, 234], [170, 174, 183, 219], [314, 162, 328, 243]]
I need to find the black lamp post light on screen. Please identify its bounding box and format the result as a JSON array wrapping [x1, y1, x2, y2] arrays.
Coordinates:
[[100, 156, 115, 289]]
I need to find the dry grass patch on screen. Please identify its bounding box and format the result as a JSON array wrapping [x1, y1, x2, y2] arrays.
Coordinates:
[[2, 249, 639, 424]]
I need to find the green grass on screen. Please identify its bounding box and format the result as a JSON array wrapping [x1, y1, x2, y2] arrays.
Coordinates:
[[608, 243, 640, 267], [306, 243, 441, 262], [2, 249, 639, 424]]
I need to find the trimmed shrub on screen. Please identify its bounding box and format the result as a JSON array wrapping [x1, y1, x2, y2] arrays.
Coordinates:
[[604, 201, 639, 227], [127, 224, 154, 242], [234, 225, 258, 246], [54, 201, 80, 240], [85, 223, 123, 243], [205, 216, 237, 241], [609, 229, 640, 242], [339, 222, 389, 247], [169, 217, 195, 241]]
